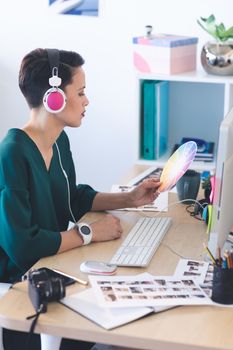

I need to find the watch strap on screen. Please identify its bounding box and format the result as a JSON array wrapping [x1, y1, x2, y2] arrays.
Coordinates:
[[76, 222, 92, 245]]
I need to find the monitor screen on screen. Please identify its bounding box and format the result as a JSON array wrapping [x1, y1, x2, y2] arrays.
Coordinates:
[[208, 106, 233, 255]]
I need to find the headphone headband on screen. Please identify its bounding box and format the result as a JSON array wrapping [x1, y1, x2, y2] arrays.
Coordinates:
[[46, 48, 60, 72], [43, 48, 67, 113]]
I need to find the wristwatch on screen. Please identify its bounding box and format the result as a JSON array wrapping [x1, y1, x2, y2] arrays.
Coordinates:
[[76, 222, 92, 245]]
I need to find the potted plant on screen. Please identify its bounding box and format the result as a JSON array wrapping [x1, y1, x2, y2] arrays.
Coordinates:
[[197, 14, 233, 75]]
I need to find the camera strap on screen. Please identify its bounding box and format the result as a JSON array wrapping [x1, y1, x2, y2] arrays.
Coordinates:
[[26, 304, 44, 350]]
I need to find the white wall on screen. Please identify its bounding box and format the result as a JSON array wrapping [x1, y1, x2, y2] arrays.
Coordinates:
[[0, 0, 232, 191]]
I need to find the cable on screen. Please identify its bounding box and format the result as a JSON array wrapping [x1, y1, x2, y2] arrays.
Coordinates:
[[145, 198, 207, 218], [143, 198, 208, 260], [185, 204, 204, 221], [185, 198, 209, 219], [54, 142, 77, 224], [161, 242, 204, 260]]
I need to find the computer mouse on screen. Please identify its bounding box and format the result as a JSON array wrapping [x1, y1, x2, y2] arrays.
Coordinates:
[[80, 261, 117, 275]]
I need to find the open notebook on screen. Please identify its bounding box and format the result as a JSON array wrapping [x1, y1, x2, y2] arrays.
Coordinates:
[[60, 272, 174, 330], [60, 288, 153, 330]]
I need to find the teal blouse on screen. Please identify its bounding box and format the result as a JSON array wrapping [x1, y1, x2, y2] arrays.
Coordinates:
[[0, 129, 97, 282]]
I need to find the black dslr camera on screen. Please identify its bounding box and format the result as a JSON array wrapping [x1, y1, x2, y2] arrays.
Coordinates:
[[28, 268, 66, 313]]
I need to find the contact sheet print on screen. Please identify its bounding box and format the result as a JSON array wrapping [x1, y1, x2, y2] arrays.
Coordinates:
[[174, 258, 214, 297], [111, 184, 168, 212], [89, 274, 212, 308], [174, 259, 210, 283]]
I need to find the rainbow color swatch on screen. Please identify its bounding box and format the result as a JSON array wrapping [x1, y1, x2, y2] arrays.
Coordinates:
[[159, 141, 197, 192]]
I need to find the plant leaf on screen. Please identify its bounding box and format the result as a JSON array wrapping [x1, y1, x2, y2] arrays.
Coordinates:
[[224, 26, 233, 39], [216, 23, 226, 40], [197, 14, 233, 42], [197, 18, 218, 40], [206, 14, 215, 24]]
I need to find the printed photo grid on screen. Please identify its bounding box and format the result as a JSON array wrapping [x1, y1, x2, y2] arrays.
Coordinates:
[[111, 184, 168, 212], [174, 258, 213, 297], [89, 274, 212, 308]]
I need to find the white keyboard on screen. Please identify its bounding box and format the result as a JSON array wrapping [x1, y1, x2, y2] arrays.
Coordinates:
[[110, 216, 172, 267]]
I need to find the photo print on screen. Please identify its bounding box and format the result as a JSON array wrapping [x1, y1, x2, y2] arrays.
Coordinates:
[[48, 0, 99, 16], [89, 275, 212, 308]]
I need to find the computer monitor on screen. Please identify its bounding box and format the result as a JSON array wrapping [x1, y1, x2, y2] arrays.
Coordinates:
[[208, 106, 233, 255]]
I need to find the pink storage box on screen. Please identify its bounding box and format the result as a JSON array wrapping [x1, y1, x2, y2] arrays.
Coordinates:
[[133, 34, 198, 75]]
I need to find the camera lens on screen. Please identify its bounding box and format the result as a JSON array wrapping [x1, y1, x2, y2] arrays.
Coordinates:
[[29, 268, 49, 283], [38, 278, 65, 301]]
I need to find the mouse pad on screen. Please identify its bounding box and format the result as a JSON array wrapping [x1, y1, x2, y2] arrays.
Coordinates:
[[159, 141, 197, 192]]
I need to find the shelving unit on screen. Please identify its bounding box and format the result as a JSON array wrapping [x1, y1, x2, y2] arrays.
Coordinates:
[[135, 70, 233, 172]]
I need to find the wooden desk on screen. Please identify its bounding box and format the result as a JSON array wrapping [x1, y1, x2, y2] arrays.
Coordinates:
[[0, 165, 232, 350]]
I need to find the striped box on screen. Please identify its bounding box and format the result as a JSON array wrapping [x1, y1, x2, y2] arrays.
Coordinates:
[[133, 34, 198, 75]]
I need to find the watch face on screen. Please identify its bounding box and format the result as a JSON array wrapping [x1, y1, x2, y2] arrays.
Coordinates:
[[80, 225, 91, 235]]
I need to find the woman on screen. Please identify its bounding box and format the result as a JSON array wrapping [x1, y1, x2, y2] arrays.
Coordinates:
[[0, 48, 160, 349]]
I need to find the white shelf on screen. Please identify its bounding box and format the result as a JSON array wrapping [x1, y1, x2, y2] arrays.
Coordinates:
[[135, 70, 233, 171], [136, 70, 233, 84]]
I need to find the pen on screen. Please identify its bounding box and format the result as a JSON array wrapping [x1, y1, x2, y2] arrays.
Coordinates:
[[203, 243, 217, 265], [217, 246, 222, 265], [53, 269, 88, 286]]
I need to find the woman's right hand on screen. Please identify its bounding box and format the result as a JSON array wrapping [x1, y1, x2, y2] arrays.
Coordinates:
[[91, 214, 123, 242]]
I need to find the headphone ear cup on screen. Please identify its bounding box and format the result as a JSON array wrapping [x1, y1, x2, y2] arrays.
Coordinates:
[[43, 87, 67, 113]]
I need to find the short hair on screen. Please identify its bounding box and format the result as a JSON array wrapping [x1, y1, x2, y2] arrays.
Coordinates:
[[18, 48, 85, 109]]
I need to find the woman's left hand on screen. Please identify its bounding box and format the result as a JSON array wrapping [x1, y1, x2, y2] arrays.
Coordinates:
[[127, 178, 161, 208]]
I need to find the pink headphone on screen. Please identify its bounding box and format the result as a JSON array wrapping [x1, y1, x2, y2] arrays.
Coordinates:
[[43, 49, 67, 113]]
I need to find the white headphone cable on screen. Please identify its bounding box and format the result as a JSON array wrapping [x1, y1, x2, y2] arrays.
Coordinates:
[[54, 142, 77, 224]]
